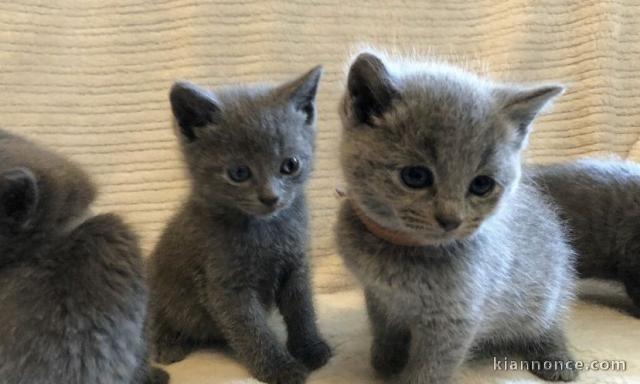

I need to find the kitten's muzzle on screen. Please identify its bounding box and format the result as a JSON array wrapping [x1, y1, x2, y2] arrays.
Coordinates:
[[435, 214, 462, 232], [258, 195, 280, 207]]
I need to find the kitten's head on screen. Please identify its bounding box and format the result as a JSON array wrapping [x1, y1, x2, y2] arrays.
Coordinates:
[[170, 66, 322, 217], [340, 52, 563, 245], [0, 132, 96, 240]]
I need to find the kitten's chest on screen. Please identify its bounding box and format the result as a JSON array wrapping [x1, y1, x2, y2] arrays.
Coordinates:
[[369, 256, 485, 323], [239, 213, 306, 255], [342, 228, 485, 311], [375, 253, 472, 295], [223, 213, 307, 302]]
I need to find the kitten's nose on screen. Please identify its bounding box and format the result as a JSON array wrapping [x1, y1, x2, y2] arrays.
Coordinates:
[[259, 195, 280, 207], [435, 214, 461, 232]]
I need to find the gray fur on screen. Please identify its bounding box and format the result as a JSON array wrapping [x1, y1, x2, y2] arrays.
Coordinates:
[[149, 67, 331, 384], [532, 158, 640, 317], [336, 52, 577, 383], [0, 130, 167, 384]]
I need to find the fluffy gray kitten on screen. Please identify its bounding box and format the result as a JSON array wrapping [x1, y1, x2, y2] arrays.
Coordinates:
[[149, 67, 331, 384], [532, 158, 640, 317], [0, 130, 167, 384], [335, 52, 578, 383]]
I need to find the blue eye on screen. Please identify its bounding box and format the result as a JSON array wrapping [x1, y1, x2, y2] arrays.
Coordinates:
[[400, 166, 433, 189], [228, 165, 251, 182], [280, 157, 300, 175], [469, 175, 495, 196]]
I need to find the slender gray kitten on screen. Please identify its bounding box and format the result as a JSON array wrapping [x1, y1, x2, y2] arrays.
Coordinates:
[[0, 130, 168, 384], [335, 52, 578, 384], [149, 67, 331, 384], [532, 158, 640, 317]]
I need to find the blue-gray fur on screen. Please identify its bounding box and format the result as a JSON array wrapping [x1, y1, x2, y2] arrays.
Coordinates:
[[149, 67, 331, 384], [532, 158, 640, 317], [336, 51, 577, 383], [0, 130, 167, 384]]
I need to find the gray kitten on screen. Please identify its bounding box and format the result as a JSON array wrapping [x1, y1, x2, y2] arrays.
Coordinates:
[[335, 52, 578, 383], [0, 130, 167, 384], [532, 158, 640, 317], [149, 67, 331, 384]]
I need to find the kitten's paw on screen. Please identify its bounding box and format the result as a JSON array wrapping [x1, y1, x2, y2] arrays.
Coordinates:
[[628, 306, 640, 318], [371, 341, 409, 377], [261, 360, 309, 384], [529, 356, 579, 382], [288, 338, 332, 371], [153, 342, 190, 365], [145, 367, 170, 384]]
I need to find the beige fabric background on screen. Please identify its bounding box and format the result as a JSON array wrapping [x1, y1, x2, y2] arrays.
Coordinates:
[[5, 0, 640, 292], [1, 1, 639, 383]]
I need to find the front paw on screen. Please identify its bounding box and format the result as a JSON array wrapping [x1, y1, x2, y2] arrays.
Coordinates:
[[145, 366, 170, 384], [261, 359, 309, 384], [529, 353, 579, 382], [371, 340, 409, 377], [530, 364, 579, 382], [288, 338, 332, 371], [153, 341, 190, 365], [628, 306, 640, 318]]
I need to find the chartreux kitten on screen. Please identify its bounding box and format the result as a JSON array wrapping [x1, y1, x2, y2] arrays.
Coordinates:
[[149, 67, 331, 384], [0, 130, 167, 384], [532, 158, 640, 317], [335, 51, 578, 383]]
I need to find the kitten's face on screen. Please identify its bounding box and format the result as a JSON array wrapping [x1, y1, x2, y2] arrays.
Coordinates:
[[341, 53, 562, 245], [170, 67, 322, 217]]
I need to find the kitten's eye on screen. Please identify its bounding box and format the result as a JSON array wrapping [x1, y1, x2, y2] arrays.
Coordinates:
[[400, 166, 433, 189], [469, 175, 495, 196], [280, 157, 300, 175], [227, 165, 252, 182]]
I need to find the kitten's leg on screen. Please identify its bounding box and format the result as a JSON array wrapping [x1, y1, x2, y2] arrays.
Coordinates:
[[134, 321, 170, 384], [521, 327, 578, 382], [621, 269, 640, 318], [396, 317, 474, 384], [277, 264, 332, 371], [144, 367, 170, 384], [365, 289, 411, 378], [210, 287, 308, 384], [131, 358, 169, 384]]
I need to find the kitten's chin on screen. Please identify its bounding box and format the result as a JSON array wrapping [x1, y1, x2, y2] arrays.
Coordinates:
[[242, 202, 290, 219], [252, 209, 281, 219], [407, 225, 482, 246], [409, 232, 459, 247]]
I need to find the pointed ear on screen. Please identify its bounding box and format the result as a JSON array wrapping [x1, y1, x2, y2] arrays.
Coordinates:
[[496, 84, 564, 140], [169, 81, 221, 141], [0, 168, 39, 230], [346, 52, 399, 126], [275, 65, 323, 125]]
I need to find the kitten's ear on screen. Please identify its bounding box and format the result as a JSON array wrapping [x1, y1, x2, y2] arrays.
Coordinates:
[[0, 168, 39, 230], [275, 65, 323, 125], [496, 84, 564, 140], [346, 52, 399, 126], [169, 81, 222, 141]]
